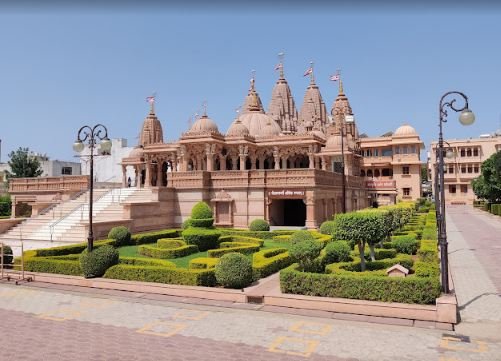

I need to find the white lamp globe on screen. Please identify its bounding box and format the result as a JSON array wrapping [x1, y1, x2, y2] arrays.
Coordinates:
[[100, 138, 112, 153], [459, 109, 475, 126], [73, 140, 85, 153], [446, 149, 455, 159]]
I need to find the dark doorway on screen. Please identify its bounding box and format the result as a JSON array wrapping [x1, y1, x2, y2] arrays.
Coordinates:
[[269, 199, 306, 227]]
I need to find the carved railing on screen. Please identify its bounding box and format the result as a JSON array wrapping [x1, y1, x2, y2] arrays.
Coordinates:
[[9, 175, 89, 193]]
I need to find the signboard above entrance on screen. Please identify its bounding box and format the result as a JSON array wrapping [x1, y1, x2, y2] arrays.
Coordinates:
[[365, 180, 396, 189], [267, 189, 306, 199]]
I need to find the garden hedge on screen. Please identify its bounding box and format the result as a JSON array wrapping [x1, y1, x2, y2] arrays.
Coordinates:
[[280, 265, 441, 304], [219, 229, 295, 240], [188, 257, 219, 270], [182, 228, 221, 251], [207, 242, 260, 258], [108, 226, 132, 247], [119, 257, 176, 268], [80, 245, 119, 278], [131, 229, 179, 245], [215, 253, 253, 289], [252, 248, 293, 280], [218, 235, 264, 247], [249, 219, 270, 232], [25, 257, 82, 276], [104, 264, 216, 286], [138, 243, 198, 259], [418, 240, 438, 262]]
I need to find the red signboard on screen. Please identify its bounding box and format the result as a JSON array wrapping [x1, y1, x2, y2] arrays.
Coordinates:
[[365, 180, 396, 189]]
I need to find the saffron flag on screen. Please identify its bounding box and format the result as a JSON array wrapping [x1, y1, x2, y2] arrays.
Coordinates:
[[146, 96, 155, 103], [330, 74, 340, 81], [303, 67, 313, 76]]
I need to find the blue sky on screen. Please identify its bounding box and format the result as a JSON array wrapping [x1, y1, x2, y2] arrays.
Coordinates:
[[1, 6, 500, 162]]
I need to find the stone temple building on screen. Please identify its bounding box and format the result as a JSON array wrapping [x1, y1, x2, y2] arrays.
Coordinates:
[[120, 63, 424, 229]]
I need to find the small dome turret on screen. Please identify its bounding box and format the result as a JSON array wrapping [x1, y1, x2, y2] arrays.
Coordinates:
[[394, 124, 417, 136]]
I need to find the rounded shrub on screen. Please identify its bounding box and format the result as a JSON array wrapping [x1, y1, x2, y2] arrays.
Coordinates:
[[319, 220, 336, 235], [392, 237, 419, 255], [323, 241, 352, 264], [190, 218, 215, 228], [290, 230, 315, 244], [289, 239, 322, 272], [215, 252, 253, 289], [107, 226, 131, 247], [249, 219, 270, 232], [79, 245, 119, 278], [191, 202, 213, 219], [182, 218, 193, 229], [182, 227, 221, 251], [1, 245, 13, 266]]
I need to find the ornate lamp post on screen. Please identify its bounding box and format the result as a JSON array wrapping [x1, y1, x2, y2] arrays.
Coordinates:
[[73, 124, 112, 252], [437, 92, 475, 293], [340, 126, 347, 213]]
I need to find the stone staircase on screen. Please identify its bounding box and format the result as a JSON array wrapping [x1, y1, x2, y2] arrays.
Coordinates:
[[0, 188, 154, 246]]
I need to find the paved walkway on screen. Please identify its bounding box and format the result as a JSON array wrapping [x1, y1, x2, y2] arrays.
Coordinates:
[[446, 205, 501, 340], [0, 205, 499, 360]]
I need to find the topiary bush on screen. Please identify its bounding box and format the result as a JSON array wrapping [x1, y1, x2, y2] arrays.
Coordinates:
[[289, 239, 322, 272], [249, 219, 270, 232], [319, 220, 336, 235], [182, 227, 221, 251], [190, 202, 214, 227], [323, 241, 351, 264], [1, 245, 13, 266], [392, 236, 419, 255], [107, 226, 132, 247], [79, 245, 119, 278], [290, 230, 315, 244], [182, 218, 193, 229], [215, 252, 253, 289]]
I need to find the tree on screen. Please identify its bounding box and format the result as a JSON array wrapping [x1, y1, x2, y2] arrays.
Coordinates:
[[6, 147, 43, 179], [472, 151, 501, 203], [420, 165, 428, 183]]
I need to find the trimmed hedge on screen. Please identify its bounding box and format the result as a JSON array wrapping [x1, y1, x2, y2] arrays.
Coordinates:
[[182, 228, 221, 251], [207, 242, 260, 258], [108, 226, 132, 247], [326, 254, 414, 273], [414, 260, 440, 278], [421, 226, 438, 241], [281, 265, 441, 304], [80, 245, 119, 278], [319, 220, 336, 236], [191, 201, 213, 219], [392, 237, 419, 255], [272, 235, 292, 242], [188, 257, 219, 270], [219, 229, 295, 240], [131, 229, 179, 245], [104, 264, 216, 286], [215, 253, 253, 289], [252, 248, 293, 281], [290, 230, 315, 243], [138, 244, 198, 259], [119, 257, 176, 268], [157, 238, 187, 249], [323, 241, 352, 264], [418, 240, 438, 262], [218, 235, 264, 247], [249, 219, 270, 232], [34, 239, 115, 257], [25, 257, 82, 276]]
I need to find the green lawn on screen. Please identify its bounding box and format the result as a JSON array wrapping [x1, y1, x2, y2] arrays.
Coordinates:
[[118, 239, 292, 269]]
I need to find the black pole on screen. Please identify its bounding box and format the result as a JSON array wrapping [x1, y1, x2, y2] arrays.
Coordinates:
[[341, 127, 346, 213], [88, 139, 94, 252], [437, 91, 470, 294]]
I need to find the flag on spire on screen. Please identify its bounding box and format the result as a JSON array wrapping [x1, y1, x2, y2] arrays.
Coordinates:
[[303, 67, 313, 77], [146, 96, 155, 104], [274, 63, 281, 71], [330, 74, 340, 81]]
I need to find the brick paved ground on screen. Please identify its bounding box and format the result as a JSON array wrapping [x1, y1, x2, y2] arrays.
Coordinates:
[[0, 205, 500, 360]]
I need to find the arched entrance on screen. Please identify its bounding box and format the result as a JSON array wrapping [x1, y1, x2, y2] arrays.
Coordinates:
[[267, 189, 306, 227]]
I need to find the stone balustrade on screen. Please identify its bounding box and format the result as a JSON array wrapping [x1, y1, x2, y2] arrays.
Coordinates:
[[9, 175, 89, 194]]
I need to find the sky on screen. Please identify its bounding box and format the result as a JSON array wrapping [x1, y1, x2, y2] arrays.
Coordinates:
[[1, 3, 500, 162]]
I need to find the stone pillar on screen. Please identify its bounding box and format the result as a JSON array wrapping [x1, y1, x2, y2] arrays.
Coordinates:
[[122, 165, 127, 187], [157, 162, 163, 187], [10, 196, 16, 219], [232, 157, 238, 170], [145, 162, 151, 188], [281, 156, 287, 169], [250, 155, 257, 170], [321, 156, 327, 171], [239, 155, 246, 171], [258, 156, 265, 170], [305, 193, 316, 229], [135, 166, 140, 188], [206, 155, 213, 171], [308, 154, 315, 169], [220, 156, 227, 171]]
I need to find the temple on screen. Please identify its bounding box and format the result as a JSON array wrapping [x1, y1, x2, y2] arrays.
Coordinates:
[[120, 63, 424, 229]]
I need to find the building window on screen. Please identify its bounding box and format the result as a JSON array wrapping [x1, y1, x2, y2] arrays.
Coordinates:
[[395, 146, 400, 154], [461, 165, 466, 173], [474, 165, 479, 173], [333, 161, 343, 174], [466, 148, 472, 157], [374, 149, 379, 157], [403, 146, 408, 155], [367, 169, 373, 177], [374, 169, 380, 177], [461, 185, 468, 193], [382, 168, 391, 177], [402, 166, 410, 175], [449, 185, 457, 194], [61, 167, 73, 175], [448, 166, 454, 174], [467, 165, 472, 173], [460, 148, 465, 157], [473, 148, 479, 157], [382, 148, 392, 157], [403, 188, 410, 196]]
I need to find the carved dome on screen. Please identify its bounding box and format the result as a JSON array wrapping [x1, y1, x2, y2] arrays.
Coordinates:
[[394, 124, 418, 136], [226, 118, 250, 137], [325, 133, 343, 150], [187, 114, 220, 135], [128, 146, 144, 159], [139, 111, 163, 146], [238, 112, 281, 137]]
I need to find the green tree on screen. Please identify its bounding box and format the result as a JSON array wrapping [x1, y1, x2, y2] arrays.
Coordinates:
[[472, 151, 501, 203], [6, 147, 43, 178]]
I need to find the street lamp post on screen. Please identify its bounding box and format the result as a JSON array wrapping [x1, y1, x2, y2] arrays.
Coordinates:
[[340, 126, 347, 213], [437, 91, 475, 293], [73, 124, 112, 252]]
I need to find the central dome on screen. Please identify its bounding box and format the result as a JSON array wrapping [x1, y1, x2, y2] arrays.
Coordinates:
[[394, 124, 417, 136], [226, 118, 250, 137], [237, 112, 281, 137], [187, 114, 219, 135]]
